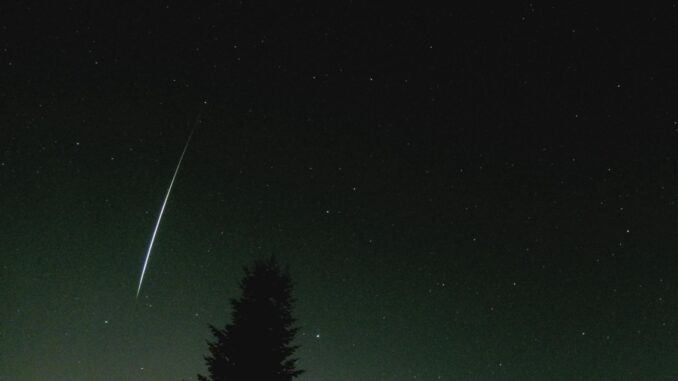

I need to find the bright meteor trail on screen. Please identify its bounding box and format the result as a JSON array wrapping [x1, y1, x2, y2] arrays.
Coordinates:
[[136, 129, 194, 297]]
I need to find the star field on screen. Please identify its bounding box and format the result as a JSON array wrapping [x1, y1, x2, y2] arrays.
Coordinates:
[[2, 2, 678, 380]]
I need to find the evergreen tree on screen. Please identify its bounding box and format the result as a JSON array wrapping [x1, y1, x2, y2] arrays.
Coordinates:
[[197, 256, 304, 381]]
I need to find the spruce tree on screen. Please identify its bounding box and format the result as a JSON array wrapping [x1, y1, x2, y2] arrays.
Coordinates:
[[197, 256, 303, 381]]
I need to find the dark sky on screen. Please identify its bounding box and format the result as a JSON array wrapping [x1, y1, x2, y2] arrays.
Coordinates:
[[2, 2, 678, 380]]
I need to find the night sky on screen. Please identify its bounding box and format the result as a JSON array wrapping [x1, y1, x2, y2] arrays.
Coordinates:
[[3, 2, 678, 380]]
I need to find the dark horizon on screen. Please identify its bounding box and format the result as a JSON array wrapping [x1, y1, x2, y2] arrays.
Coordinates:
[[3, 3, 678, 380]]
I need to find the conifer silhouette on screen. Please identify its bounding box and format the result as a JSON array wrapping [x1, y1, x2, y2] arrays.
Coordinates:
[[197, 256, 303, 381]]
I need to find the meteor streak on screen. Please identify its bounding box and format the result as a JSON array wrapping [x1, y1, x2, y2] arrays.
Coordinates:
[[136, 129, 194, 297]]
